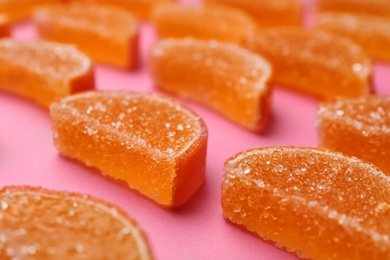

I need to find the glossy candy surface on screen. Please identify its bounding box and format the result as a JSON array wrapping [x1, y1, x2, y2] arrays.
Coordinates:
[[0, 39, 94, 107], [149, 38, 272, 132], [34, 3, 139, 69], [245, 27, 372, 99], [316, 96, 390, 175], [0, 186, 153, 260], [50, 91, 208, 207], [222, 146, 390, 259]]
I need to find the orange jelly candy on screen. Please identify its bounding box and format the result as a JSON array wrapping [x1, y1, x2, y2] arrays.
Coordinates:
[[0, 0, 60, 22], [317, 0, 390, 18], [204, 0, 302, 27], [316, 96, 390, 175], [83, 0, 173, 20], [0, 39, 94, 107], [245, 27, 373, 99], [50, 91, 208, 207], [0, 186, 153, 259], [33, 3, 139, 69], [0, 14, 10, 37], [149, 38, 272, 132], [316, 12, 390, 62], [151, 3, 256, 44], [222, 146, 390, 259]]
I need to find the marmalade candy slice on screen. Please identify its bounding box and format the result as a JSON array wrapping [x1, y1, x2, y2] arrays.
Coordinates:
[[222, 146, 390, 259], [0, 0, 60, 22], [245, 27, 373, 99], [316, 96, 390, 175], [50, 91, 208, 207], [0, 186, 153, 259], [204, 0, 302, 27], [317, 0, 390, 18], [151, 3, 256, 44], [0, 39, 94, 107], [33, 3, 139, 69], [82, 0, 173, 20], [316, 12, 390, 62], [148, 38, 272, 132], [0, 14, 10, 37]]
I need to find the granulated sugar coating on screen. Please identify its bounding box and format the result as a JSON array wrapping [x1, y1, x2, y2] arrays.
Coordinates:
[[151, 3, 256, 44], [222, 146, 390, 259], [245, 27, 372, 99], [316, 12, 390, 62], [149, 38, 272, 132], [204, 0, 302, 27], [316, 96, 390, 175], [50, 91, 208, 207], [0, 39, 94, 107], [0, 186, 153, 260], [0, 14, 10, 37], [34, 3, 139, 69], [317, 0, 390, 18]]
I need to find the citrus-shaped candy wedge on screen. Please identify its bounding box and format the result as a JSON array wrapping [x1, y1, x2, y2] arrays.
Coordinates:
[[0, 39, 94, 107], [149, 38, 272, 132], [0, 14, 10, 37], [34, 3, 139, 69], [245, 27, 372, 99], [0, 0, 61, 22], [316, 12, 390, 61], [222, 146, 390, 259], [316, 96, 390, 175], [204, 0, 302, 27], [84, 0, 173, 19], [151, 3, 256, 44], [317, 0, 390, 18], [0, 186, 153, 259], [50, 91, 208, 207]]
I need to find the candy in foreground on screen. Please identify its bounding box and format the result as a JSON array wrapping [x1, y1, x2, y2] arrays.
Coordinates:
[[149, 39, 272, 132], [0, 39, 94, 107], [151, 3, 256, 44], [316, 96, 390, 175], [317, 0, 390, 18], [0, 14, 10, 37], [0, 186, 153, 259], [316, 12, 390, 61], [222, 146, 390, 259], [50, 91, 208, 207], [245, 27, 372, 99], [204, 0, 302, 27], [34, 3, 139, 69]]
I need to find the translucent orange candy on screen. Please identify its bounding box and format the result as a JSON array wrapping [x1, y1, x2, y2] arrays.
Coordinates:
[[0, 14, 10, 37], [0, 0, 60, 22], [50, 91, 208, 207], [222, 146, 390, 259], [317, 0, 390, 18], [149, 38, 272, 132], [316, 96, 390, 175], [245, 27, 373, 99], [151, 3, 256, 44], [0, 39, 94, 107], [0, 186, 153, 259], [316, 12, 390, 61], [82, 0, 173, 19], [33, 3, 139, 69], [204, 0, 302, 27]]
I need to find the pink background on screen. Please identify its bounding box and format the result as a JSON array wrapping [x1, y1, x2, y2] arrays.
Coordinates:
[[1, 0, 389, 259]]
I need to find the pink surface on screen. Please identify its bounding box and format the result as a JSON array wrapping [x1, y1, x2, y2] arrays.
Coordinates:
[[1, 1, 390, 259]]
